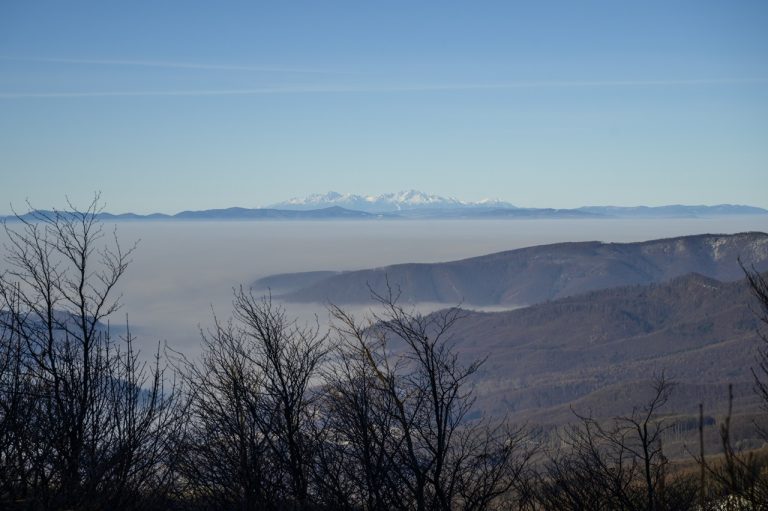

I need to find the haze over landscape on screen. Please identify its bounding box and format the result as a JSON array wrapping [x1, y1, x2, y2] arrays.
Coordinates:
[[2, 1, 768, 510]]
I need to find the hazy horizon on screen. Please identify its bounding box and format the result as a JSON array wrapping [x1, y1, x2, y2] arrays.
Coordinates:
[[3, 216, 764, 359], [2, 193, 767, 218]]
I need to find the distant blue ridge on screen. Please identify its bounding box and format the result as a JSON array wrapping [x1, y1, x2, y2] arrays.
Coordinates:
[[2, 204, 766, 222]]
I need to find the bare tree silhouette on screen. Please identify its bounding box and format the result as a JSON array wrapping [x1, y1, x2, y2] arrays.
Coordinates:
[[323, 283, 531, 511], [0, 194, 183, 510]]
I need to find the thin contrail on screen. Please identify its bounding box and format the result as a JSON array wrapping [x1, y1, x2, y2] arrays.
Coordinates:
[[1, 79, 766, 99], [0, 55, 349, 74]]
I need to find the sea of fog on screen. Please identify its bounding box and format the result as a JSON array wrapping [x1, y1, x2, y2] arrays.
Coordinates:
[[3, 216, 768, 358]]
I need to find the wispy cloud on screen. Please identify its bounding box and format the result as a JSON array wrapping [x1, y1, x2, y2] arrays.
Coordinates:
[[1, 79, 766, 99], [0, 55, 348, 74]]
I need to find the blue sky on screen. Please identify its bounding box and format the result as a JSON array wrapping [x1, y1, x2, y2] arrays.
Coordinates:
[[1, 0, 767, 214]]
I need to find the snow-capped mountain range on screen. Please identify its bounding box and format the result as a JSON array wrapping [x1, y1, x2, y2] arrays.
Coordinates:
[[4, 191, 765, 222], [268, 190, 516, 212]]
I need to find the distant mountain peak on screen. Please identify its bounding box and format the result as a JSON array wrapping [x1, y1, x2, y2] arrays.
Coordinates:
[[269, 190, 516, 212]]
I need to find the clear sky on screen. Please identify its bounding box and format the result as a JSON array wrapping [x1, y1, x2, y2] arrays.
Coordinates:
[[1, 0, 767, 214]]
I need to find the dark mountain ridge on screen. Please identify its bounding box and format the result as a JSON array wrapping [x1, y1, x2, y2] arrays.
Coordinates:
[[2, 206, 390, 222], [269, 232, 768, 306], [577, 204, 768, 218], [2, 203, 765, 222], [442, 271, 765, 425]]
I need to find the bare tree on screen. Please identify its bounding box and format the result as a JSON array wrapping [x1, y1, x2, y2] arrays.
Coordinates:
[[693, 386, 768, 510], [315, 306, 406, 510], [537, 375, 694, 511], [0, 195, 183, 510], [0, 284, 39, 504], [175, 316, 274, 510], [702, 261, 768, 509], [232, 289, 328, 509], [536, 417, 640, 510], [741, 262, 768, 420], [325, 284, 530, 511], [179, 289, 328, 510], [617, 375, 676, 511]]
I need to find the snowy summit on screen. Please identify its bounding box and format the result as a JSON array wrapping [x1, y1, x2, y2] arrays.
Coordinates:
[[268, 190, 516, 212]]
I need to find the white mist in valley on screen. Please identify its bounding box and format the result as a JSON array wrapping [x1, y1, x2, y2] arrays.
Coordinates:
[[3, 216, 768, 358]]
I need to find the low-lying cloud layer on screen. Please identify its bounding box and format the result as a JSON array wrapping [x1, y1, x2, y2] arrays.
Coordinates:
[[3, 217, 768, 360]]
